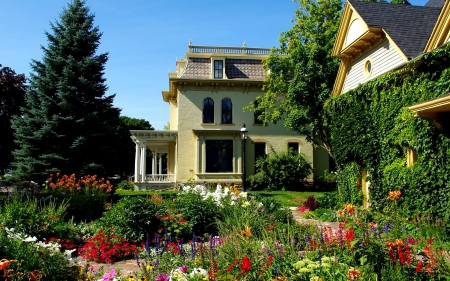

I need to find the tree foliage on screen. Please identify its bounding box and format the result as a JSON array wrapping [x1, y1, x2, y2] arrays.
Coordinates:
[[245, 0, 342, 156], [115, 116, 154, 177], [0, 65, 26, 172], [12, 0, 120, 182]]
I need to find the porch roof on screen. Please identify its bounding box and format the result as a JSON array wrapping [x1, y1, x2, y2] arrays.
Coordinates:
[[130, 130, 177, 153]]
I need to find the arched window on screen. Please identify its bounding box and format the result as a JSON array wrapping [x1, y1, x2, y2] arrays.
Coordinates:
[[221, 98, 232, 124], [203, 98, 214, 123]]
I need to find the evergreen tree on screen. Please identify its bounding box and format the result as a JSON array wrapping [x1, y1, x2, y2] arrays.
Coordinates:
[[12, 0, 120, 182]]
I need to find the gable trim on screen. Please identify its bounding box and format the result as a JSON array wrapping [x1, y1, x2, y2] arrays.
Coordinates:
[[424, 0, 450, 52]]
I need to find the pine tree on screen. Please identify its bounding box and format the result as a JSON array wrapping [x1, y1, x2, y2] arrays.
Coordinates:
[[12, 0, 120, 182]]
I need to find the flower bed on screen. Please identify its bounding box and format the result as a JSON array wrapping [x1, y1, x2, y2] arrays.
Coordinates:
[[1, 180, 450, 280]]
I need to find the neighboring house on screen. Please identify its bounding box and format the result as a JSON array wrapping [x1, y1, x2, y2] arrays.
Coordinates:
[[130, 43, 330, 189], [331, 0, 450, 205], [332, 0, 445, 95]]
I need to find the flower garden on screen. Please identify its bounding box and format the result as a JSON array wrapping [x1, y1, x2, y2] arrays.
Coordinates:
[[1, 175, 450, 280]]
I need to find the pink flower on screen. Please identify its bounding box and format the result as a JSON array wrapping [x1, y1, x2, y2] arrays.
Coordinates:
[[179, 265, 188, 273]]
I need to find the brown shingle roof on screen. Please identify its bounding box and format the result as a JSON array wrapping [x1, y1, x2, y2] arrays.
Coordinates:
[[180, 58, 266, 80], [225, 59, 265, 79], [349, 0, 442, 59], [180, 58, 211, 78]]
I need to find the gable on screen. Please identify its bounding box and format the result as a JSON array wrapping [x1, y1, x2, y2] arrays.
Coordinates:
[[424, 0, 450, 52], [332, 0, 442, 95]]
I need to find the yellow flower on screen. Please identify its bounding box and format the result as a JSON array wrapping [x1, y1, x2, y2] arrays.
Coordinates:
[[146, 264, 155, 271], [240, 226, 252, 237], [202, 276, 209, 280], [128, 277, 135, 281]]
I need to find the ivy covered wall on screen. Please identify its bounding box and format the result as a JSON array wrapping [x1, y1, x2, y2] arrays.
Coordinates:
[[325, 45, 450, 218]]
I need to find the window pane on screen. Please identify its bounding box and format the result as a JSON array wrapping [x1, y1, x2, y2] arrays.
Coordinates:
[[288, 142, 299, 153], [203, 98, 214, 123], [221, 99, 232, 124], [214, 61, 223, 78], [206, 140, 233, 172]]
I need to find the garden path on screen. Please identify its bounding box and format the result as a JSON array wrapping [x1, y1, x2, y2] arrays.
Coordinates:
[[77, 209, 340, 278]]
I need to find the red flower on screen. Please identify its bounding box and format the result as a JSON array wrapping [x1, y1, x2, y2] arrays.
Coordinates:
[[416, 260, 423, 272], [241, 256, 251, 272]]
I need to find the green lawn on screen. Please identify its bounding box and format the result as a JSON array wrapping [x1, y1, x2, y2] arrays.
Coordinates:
[[249, 190, 325, 207], [114, 189, 325, 207]]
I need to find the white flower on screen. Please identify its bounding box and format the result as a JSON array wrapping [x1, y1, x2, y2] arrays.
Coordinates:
[[239, 192, 248, 198], [189, 268, 208, 278], [23, 236, 38, 242]]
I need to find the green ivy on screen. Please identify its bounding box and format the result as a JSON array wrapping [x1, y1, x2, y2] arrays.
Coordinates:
[[325, 45, 450, 218]]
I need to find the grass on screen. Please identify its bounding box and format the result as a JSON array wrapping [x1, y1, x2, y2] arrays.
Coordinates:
[[249, 190, 326, 207], [114, 188, 326, 207]]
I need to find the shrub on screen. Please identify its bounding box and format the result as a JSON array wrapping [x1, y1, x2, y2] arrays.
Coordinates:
[[117, 180, 135, 190], [316, 190, 338, 210], [99, 196, 163, 242], [171, 191, 222, 236], [303, 195, 319, 211], [248, 148, 312, 191], [0, 194, 75, 240], [313, 169, 337, 191]]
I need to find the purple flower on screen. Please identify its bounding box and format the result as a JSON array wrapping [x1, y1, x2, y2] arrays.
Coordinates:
[[318, 249, 322, 266], [135, 252, 140, 268], [155, 273, 170, 281], [361, 241, 365, 255]]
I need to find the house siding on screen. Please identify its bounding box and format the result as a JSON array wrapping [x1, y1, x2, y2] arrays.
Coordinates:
[[343, 39, 406, 93], [174, 86, 315, 181]]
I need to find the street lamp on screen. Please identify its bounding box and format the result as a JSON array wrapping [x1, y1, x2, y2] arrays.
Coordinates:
[[240, 124, 248, 191]]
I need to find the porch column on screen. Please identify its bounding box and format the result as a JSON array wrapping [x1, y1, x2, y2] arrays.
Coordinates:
[[134, 140, 141, 182], [140, 140, 146, 182], [159, 154, 162, 174], [166, 153, 169, 174], [201, 136, 206, 173], [151, 152, 155, 175]]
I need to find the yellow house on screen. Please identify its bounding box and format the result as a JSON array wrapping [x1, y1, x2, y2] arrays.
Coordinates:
[[331, 0, 450, 205], [130, 43, 330, 189]]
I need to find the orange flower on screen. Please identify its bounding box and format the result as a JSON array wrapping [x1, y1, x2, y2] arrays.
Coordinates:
[[347, 268, 361, 280], [343, 203, 355, 214], [388, 190, 401, 200], [240, 226, 252, 237], [0, 259, 10, 275]]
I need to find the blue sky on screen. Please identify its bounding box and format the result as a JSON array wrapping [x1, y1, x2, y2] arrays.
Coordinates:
[[1, 0, 429, 129]]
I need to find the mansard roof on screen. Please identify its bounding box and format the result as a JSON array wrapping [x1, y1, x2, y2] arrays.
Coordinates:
[[225, 59, 265, 79], [180, 58, 265, 80], [179, 58, 211, 79], [349, 0, 442, 59]]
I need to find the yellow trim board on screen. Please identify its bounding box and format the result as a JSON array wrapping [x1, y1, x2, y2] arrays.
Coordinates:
[[424, 0, 450, 52]]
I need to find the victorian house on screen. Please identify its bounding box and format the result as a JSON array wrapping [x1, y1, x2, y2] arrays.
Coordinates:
[[130, 43, 331, 189]]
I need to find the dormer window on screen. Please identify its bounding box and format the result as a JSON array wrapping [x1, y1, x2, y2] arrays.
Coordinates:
[[214, 60, 223, 78]]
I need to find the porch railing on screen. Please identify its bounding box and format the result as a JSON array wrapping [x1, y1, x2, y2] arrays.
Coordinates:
[[144, 174, 175, 182]]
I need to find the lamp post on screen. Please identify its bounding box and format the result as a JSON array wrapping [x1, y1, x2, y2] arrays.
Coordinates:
[[240, 124, 248, 191]]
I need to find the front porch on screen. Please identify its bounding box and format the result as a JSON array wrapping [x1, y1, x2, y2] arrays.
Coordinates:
[[130, 130, 177, 190]]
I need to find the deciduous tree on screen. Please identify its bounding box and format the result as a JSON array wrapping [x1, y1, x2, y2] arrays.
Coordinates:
[[0, 65, 26, 172], [245, 0, 342, 156]]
